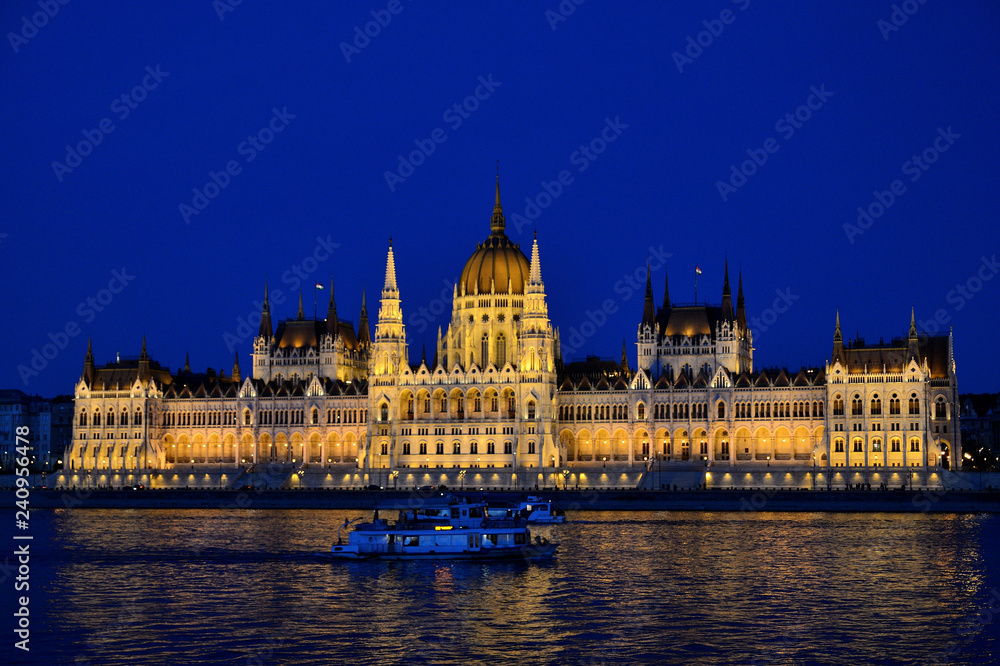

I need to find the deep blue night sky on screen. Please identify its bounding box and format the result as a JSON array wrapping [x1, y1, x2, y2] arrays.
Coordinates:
[[2, 2, 999, 396]]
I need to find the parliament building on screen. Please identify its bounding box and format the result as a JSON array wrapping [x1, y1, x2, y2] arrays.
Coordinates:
[[61, 179, 962, 489]]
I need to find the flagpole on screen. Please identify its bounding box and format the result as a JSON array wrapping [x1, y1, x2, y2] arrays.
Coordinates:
[[695, 273, 698, 305], [314, 284, 317, 320]]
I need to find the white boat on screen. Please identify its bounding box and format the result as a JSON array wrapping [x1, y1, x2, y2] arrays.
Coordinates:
[[507, 496, 566, 524], [330, 495, 557, 560]]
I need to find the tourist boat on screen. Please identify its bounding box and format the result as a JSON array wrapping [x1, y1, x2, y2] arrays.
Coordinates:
[[330, 495, 557, 560]]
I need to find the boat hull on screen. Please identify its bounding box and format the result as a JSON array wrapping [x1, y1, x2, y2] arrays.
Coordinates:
[[330, 543, 557, 561]]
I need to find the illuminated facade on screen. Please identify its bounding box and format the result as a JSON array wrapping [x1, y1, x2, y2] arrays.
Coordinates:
[[63, 178, 961, 486]]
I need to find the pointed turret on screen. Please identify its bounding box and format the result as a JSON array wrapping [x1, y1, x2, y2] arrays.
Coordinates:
[[83, 338, 95, 385], [620, 340, 631, 375], [663, 268, 671, 310], [720, 258, 735, 322], [908, 307, 920, 360], [641, 264, 656, 331], [326, 275, 338, 337], [183, 352, 191, 374], [527, 230, 543, 291], [232, 351, 241, 383], [358, 290, 371, 348], [909, 307, 918, 339], [383, 238, 399, 296], [736, 270, 747, 330], [138, 335, 150, 383], [258, 283, 273, 338], [490, 173, 505, 236], [296, 292, 304, 320], [832, 310, 844, 363]]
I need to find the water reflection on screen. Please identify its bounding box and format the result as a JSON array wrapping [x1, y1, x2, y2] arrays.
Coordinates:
[[26, 509, 999, 665]]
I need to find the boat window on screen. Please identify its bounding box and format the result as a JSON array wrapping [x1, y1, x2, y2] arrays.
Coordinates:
[[403, 536, 419, 546], [469, 508, 482, 518], [514, 533, 526, 545], [451, 508, 460, 518], [469, 535, 475, 547], [484, 534, 497, 545], [435, 535, 453, 546]]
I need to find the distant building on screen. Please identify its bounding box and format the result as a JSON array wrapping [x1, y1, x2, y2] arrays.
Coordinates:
[[62, 177, 962, 486], [959, 393, 999, 467], [0, 390, 52, 471]]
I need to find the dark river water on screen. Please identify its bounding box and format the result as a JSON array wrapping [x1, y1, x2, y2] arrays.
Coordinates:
[[3, 509, 999, 665]]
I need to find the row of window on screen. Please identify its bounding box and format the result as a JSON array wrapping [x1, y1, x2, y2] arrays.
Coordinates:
[[831, 393, 946, 417], [832, 438, 921, 453], [78, 408, 142, 427], [386, 441, 532, 456]]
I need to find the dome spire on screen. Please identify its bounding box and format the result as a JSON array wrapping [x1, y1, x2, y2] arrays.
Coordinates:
[[491, 166, 505, 236]]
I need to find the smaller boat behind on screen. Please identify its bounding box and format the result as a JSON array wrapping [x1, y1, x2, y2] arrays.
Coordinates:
[[518, 496, 566, 524]]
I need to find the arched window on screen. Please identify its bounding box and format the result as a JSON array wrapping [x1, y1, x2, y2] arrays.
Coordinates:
[[402, 441, 411, 455], [833, 395, 844, 416], [909, 394, 920, 415], [453, 441, 461, 455], [851, 396, 862, 416], [419, 442, 427, 455], [495, 334, 506, 368], [243, 409, 251, 426], [135, 408, 142, 426], [891, 438, 901, 452], [481, 333, 489, 367], [107, 409, 115, 426], [79, 409, 88, 426], [890, 394, 900, 415], [935, 399, 946, 419], [834, 438, 844, 453], [870, 395, 882, 415], [637, 404, 645, 420], [909, 438, 920, 452], [311, 407, 318, 425], [487, 441, 495, 454], [852, 438, 863, 452], [527, 401, 536, 419], [527, 441, 536, 454], [380, 404, 389, 422], [872, 438, 882, 452], [717, 402, 725, 419], [436, 442, 444, 455]]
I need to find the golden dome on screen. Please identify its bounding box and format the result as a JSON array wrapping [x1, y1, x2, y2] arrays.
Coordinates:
[[461, 235, 530, 295], [459, 176, 530, 295]]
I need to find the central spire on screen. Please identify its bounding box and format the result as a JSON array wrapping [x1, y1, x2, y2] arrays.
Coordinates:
[[490, 171, 505, 236]]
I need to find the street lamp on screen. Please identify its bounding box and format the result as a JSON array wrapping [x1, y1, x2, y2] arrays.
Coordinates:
[[459, 469, 466, 490], [562, 468, 569, 490]]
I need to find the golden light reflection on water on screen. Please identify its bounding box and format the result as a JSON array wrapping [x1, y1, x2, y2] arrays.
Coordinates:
[[30, 509, 1000, 664]]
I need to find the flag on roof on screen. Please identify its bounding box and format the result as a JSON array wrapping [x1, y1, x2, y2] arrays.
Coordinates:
[[695, 266, 702, 275], [315, 282, 324, 289]]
